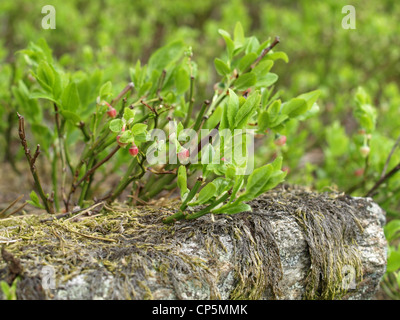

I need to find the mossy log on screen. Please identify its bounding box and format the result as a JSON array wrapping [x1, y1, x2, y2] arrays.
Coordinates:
[[0, 186, 386, 300]]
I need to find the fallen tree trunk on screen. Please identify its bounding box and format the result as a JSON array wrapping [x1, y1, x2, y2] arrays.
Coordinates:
[[0, 186, 387, 300]]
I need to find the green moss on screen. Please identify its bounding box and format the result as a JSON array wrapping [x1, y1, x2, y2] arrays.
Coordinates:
[[0, 186, 364, 300]]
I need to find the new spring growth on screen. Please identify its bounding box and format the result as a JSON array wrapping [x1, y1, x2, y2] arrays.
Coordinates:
[[178, 148, 190, 162], [117, 125, 128, 148], [106, 104, 117, 118], [360, 145, 370, 158], [360, 134, 371, 158], [129, 143, 139, 157], [274, 135, 287, 146]]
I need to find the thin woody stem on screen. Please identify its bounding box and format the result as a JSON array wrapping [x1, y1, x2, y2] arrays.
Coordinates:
[[366, 162, 400, 197], [74, 145, 120, 189], [184, 76, 195, 127], [110, 82, 134, 107], [54, 103, 68, 210], [17, 113, 54, 214], [381, 133, 400, 178], [250, 36, 280, 70]]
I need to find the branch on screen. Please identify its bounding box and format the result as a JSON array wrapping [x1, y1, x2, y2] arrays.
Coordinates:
[[17, 113, 54, 214], [250, 36, 280, 70], [110, 82, 134, 107], [381, 134, 400, 178], [74, 145, 120, 189], [366, 162, 400, 197]]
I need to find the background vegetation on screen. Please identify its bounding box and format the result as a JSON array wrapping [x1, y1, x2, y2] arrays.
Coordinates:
[[0, 0, 399, 299]]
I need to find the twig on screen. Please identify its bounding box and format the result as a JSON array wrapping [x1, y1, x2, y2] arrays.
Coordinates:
[[64, 201, 104, 222], [0, 195, 24, 217], [40, 201, 105, 222], [17, 113, 54, 214], [192, 100, 211, 132], [147, 167, 177, 175], [127, 194, 149, 205], [73, 146, 120, 193], [141, 100, 157, 114], [54, 103, 68, 211], [2, 202, 27, 219], [184, 76, 195, 127], [366, 162, 400, 197], [250, 36, 280, 70], [108, 156, 146, 202], [110, 82, 134, 107], [381, 134, 400, 178]]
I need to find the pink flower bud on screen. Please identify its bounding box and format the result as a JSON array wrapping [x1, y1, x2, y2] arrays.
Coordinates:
[[274, 135, 287, 146], [221, 157, 226, 162], [129, 144, 139, 157], [354, 168, 364, 177], [360, 146, 370, 158], [107, 107, 117, 118], [178, 148, 190, 162]]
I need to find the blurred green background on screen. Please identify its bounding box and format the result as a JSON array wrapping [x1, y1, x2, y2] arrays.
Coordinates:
[[0, 0, 399, 299]]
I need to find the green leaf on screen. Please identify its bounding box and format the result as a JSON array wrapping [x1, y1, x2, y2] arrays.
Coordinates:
[[387, 250, 400, 273], [177, 166, 188, 198], [236, 156, 285, 202], [118, 130, 134, 144], [218, 29, 235, 60], [204, 105, 223, 130], [297, 90, 321, 109], [268, 99, 282, 114], [259, 99, 288, 129], [190, 183, 217, 206], [282, 98, 308, 118], [109, 119, 124, 133], [384, 220, 400, 242], [213, 202, 251, 215], [29, 91, 59, 104], [148, 40, 185, 74], [175, 67, 190, 94], [213, 178, 231, 194], [123, 107, 135, 122], [0, 281, 10, 296], [29, 190, 40, 206], [256, 73, 278, 87], [257, 110, 270, 132], [242, 164, 274, 200], [245, 36, 260, 54], [234, 22, 245, 47], [99, 81, 112, 101], [252, 60, 274, 79], [60, 110, 80, 124], [234, 73, 256, 91], [238, 53, 257, 73], [230, 174, 244, 202], [27, 191, 44, 209], [131, 123, 147, 135], [37, 60, 55, 91], [138, 82, 153, 97], [234, 91, 261, 128], [260, 170, 286, 195], [214, 58, 231, 76], [61, 82, 80, 112], [266, 51, 289, 63], [227, 89, 239, 129]]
